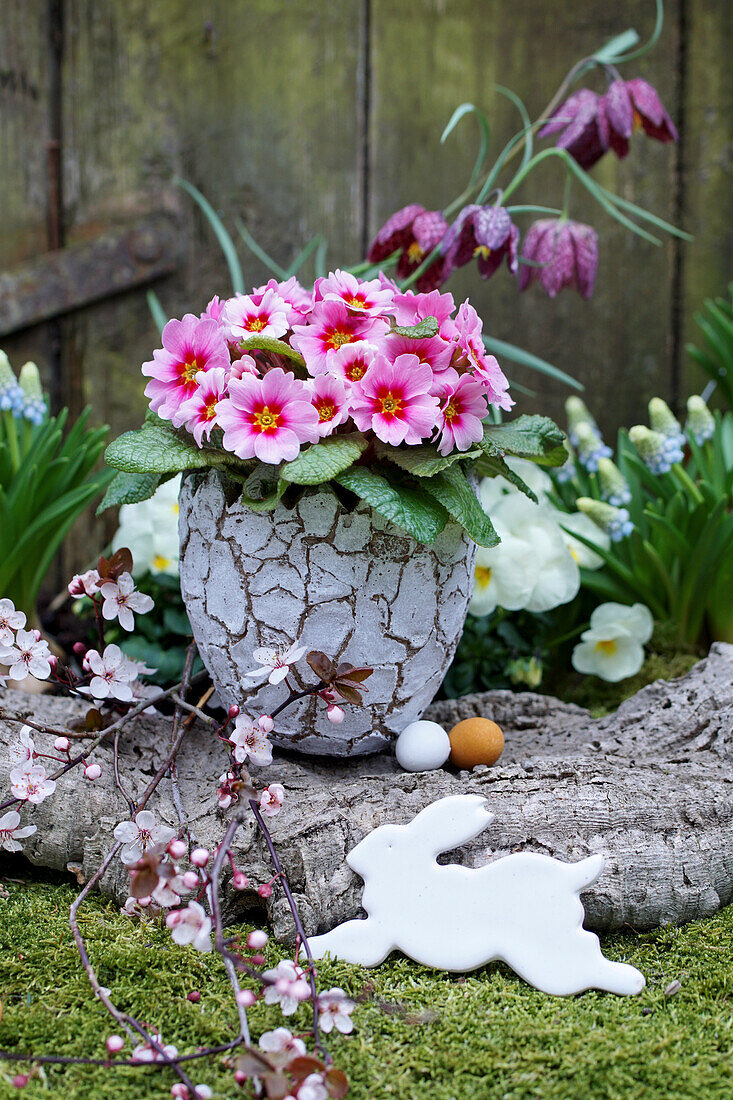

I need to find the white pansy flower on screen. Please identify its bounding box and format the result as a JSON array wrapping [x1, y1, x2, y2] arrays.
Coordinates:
[[553, 510, 610, 570], [112, 476, 181, 577], [572, 602, 654, 682], [478, 456, 552, 512], [0, 809, 37, 852], [470, 491, 580, 616]]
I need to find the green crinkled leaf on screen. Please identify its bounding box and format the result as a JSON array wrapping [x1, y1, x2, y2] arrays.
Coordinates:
[[481, 414, 567, 466], [391, 315, 439, 339], [237, 334, 307, 369], [420, 465, 499, 548], [239, 463, 288, 512], [377, 442, 482, 478], [96, 471, 162, 514], [335, 467, 448, 544], [473, 452, 538, 503], [281, 434, 367, 485], [105, 420, 224, 475]]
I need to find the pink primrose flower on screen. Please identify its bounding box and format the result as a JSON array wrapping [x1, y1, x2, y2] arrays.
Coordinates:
[[451, 302, 513, 409], [323, 340, 379, 386], [229, 354, 259, 380], [251, 276, 312, 326], [436, 373, 488, 455], [382, 333, 453, 376], [349, 353, 440, 446], [315, 269, 396, 316], [305, 374, 351, 437], [216, 368, 320, 464], [223, 288, 290, 342], [292, 300, 388, 376], [178, 367, 230, 446], [200, 295, 226, 323], [143, 314, 230, 424], [391, 287, 456, 328]]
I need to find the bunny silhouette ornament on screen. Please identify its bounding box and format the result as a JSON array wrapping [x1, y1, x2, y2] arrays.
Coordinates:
[[307, 795, 645, 996]]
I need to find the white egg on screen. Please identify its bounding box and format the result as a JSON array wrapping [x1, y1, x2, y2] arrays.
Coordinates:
[[395, 720, 451, 772]]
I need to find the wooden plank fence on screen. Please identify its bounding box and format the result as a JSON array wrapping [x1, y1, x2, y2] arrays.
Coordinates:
[[0, 0, 731, 571]]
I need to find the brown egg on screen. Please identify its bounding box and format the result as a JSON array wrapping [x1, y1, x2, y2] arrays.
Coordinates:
[[449, 718, 504, 769]]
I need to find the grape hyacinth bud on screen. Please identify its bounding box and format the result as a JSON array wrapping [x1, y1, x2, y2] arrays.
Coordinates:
[[686, 395, 715, 445], [0, 351, 25, 416], [597, 457, 632, 507], [649, 397, 686, 449], [574, 421, 612, 473], [555, 441, 577, 484], [18, 361, 47, 425], [577, 498, 634, 542], [629, 424, 682, 474]]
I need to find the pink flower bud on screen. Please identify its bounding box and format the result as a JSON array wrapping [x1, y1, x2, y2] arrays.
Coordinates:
[[32, 629, 41, 641], [171, 1086, 190, 1100], [106, 1035, 124, 1053], [234, 1070, 248, 1085], [190, 847, 209, 868], [84, 763, 102, 780], [258, 714, 274, 733], [182, 870, 199, 890], [187, 990, 201, 1003], [247, 929, 268, 950], [48, 654, 58, 670], [54, 736, 70, 752], [168, 839, 187, 860], [250, 953, 265, 966], [232, 871, 249, 890], [137, 895, 152, 907], [236, 989, 257, 1007], [228, 704, 240, 719], [166, 910, 183, 928], [327, 704, 345, 724], [73, 642, 86, 655], [194, 1087, 213, 1100], [257, 883, 272, 898], [12, 1075, 29, 1088]]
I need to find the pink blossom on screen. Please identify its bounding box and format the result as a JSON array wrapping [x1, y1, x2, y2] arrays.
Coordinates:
[[13, 726, 35, 768], [166, 900, 212, 952], [315, 269, 395, 316], [350, 353, 439, 446], [259, 783, 285, 818], [451, 302, 513, 410], [292, 301, 388, 376], [298, 1074, 329, 1100], [324, 341, 379, 386], [3, 629, 52, 681], [251, 276, 312, 326], [67, 570, 101, 600], [382, 334, 453, 376], [436, 374, 488, 455], [317, 987, 356, 1034], [178, 367, 229, 445], [130, 1032, 178, 1064], [100, 572, 154, 632], [262, 959, 308, 1013], [143, 314, 231, 424], [229, 354, 259, 380], [216, 368, 319, 464], [10, 763, 56, 804], [223, 288, 289, 341], [305, 374, 350, 437], [114, 809, 176, 866], [230, 714, 273, 766], [0, 809, 37, 852], [82, 644, 138, 702], [200, 295, 226, 323], [0, 598, 25, 646], [245, 641, 307, 686], [258, 1027, 306, 1057], [391, 288, 455, 328]]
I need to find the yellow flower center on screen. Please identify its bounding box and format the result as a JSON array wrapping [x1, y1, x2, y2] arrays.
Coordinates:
[[254, 406, 280, 433], [182, 358, 200, 383], [632, 108, 644, 133], [318, 402, 336, 422], [247, 317, 267, 332], [328, 329, 353, 349], [345, 361, 366, 381], [152, 555, 171, 571], [407, 241, 424, 263], [204, 399, 218, 419], [569, 547, 579, 562], [443, 399, 458, 422], [379, 393, 402, 415], [475, 565, 492, 588], [346, 295, 366, 309], [474, 245, 492, 259], [595, 639, 617, 655]]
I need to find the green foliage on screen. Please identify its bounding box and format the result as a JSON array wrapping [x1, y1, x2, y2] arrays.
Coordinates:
[[686, 285, 733, 409], [104, 417, 227, 476], [442, 610, 553, 697], [0, 392, 111, 620], [420, 465, 499, 547], [335, 466, 448, 544], [1, 871, 732, 1100], [97, 471, 165, 514], [281, 434, 368, 485]]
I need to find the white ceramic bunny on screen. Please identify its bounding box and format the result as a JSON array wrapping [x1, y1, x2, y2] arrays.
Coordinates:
[[307, 794, 645, 996]]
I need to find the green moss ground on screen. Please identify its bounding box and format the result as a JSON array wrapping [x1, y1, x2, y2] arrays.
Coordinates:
[[1, 867, 731, 1100]]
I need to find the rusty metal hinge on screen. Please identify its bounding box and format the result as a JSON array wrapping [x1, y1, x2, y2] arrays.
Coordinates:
[[0, 213, 181, 337]]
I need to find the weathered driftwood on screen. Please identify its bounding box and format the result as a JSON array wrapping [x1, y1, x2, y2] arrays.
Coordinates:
[[1, 644, 731, 942]]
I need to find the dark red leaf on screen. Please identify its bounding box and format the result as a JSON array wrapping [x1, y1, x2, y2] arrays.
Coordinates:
[[287, 1055, 324, 1080], [334, 683, 363, 705], [306, 651, 334, 682], [325, 1068, 350, 1098]]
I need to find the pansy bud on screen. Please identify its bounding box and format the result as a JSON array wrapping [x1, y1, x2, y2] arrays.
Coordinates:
[[629, 424, 682, 474], [597, 457, 631, 507], [686, 395, 715, 445], [577, 498, 634, 542]]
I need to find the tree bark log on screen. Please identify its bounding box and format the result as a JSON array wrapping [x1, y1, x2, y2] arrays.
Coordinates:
[[2, 644, 731, 942]]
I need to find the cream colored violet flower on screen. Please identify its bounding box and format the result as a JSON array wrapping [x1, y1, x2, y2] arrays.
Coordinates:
[[572, 602, 654, 682]]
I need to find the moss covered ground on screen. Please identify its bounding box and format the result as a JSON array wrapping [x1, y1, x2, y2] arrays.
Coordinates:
[[1, 865, 731, 1100]]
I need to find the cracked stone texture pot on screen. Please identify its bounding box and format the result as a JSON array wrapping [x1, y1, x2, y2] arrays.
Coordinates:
[[178, 470, 477, 756]]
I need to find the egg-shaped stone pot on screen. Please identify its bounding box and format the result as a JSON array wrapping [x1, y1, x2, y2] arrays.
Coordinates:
[[178, 470, 476, 756]]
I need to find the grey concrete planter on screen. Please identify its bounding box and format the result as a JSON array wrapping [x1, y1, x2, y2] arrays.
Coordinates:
[[178, 470, 477, 756]]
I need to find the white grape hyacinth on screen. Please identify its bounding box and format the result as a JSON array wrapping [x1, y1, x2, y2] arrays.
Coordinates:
[[572, 602, 654, 682]]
